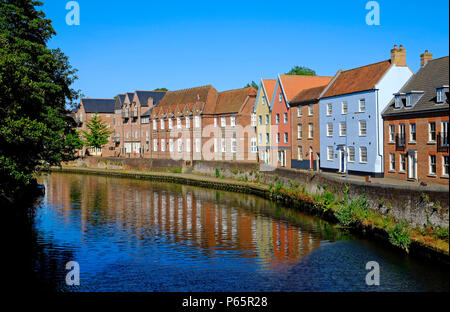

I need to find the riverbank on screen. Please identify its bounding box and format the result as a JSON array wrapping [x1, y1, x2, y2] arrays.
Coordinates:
[[51, 165, 449, 264]]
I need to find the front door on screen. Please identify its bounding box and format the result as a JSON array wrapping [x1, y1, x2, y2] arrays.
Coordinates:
[[281, 151, 286, 167], [339, 148, 345, 173], [310, 147, 314, 169], [408, 152, 417, 180]]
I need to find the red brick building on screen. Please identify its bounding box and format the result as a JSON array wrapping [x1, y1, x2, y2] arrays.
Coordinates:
[[75, 98, 116, 157], [382, 54, 449, 185], [271, 75, 333, 168], [289, 78, 333, 170]]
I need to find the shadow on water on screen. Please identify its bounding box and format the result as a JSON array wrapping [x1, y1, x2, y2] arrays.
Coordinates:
[[11, 172, 449, 292]]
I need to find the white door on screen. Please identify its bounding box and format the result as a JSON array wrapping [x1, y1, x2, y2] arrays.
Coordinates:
[[408, 152, 417, 180]]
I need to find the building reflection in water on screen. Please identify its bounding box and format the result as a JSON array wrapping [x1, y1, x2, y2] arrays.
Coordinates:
[[42, 173, 326, 270]]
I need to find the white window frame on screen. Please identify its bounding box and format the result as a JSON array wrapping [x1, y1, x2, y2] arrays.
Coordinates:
[[359, 147, 368, 163], [429, 154, 436, 175], [195, 138, 201, 153], [297, 107, 302, 117], [221, 116, 226, 127], [308, 104, 313, 116], [284, 113, 288, 124], [230, 116, 236, 127], [177, 138, 182, 152], [339, 122, 346, 137], [327, 123, 333, 137], [194, 116, 201, 128], [341, 101, 348, 114], [231, 138, 237, 153], [160, 119, 165, 130], [221, 138, 226, 153], [389, 153, 395, 171], [359, 98, 366, 112], [153, 119, 157, 130], [297, 124, 302, 139], [399, 154, 406, 172], [265, 133, 270, 144], [359, 120, 367, 136], [161, 139, 165, 152], [409, 123, 416, 143], [308, 123, 313, 139], [169, 139, 174, 152], [276, 133, 280, 144], [284, 132, 288, 143], [326, 103, 332, 116], [186, 138, 191, 153], [443, 155, 449, 177], [428, 122, 436, 142], [348, 147, 355, 162], [275, 114, 280, 124], [153, 139, 158, 152], [327, 146, 333, 161], [389, 125, 395, 142], [265, 114, 269, 125], [168, 118, 173, 130]]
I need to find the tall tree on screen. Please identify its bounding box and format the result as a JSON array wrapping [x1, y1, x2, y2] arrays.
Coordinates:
[[81, 114, 112, 150], [244, 81, 259, 90], [285, 66, 316, 76], [154, 88, 168, 91], [0, 0, 81, 204]]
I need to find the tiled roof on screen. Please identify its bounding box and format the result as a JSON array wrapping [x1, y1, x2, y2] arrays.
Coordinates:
[[279, 75, 333, 102], [125, 92, 135, 104], [289, 85, 329, 105], [157, 85, 217, 109], [383, 56, 449, 116], [81, 98, 115, 113], [114, 94, 126, 110], [135, 90, 166, 107], [322, 60, 392, 98], [261, 79, 276, 101], [213, 87, 257, 114]]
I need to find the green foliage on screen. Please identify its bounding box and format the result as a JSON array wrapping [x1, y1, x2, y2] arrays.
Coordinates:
[[387, 221, 411, 252], [244, 81, 259, 90], [168, 167, 182, 174], [433, 226, 449, 241], [154, 88, 168, 91], [0, 0, 81, 202], [81, 114, 112, 149], [334, 196, 370, 226], [215, 168, 220, 178], [285, 66, 316, 76]]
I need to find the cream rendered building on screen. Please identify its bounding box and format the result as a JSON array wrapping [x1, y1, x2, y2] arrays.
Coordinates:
[[253, 79, 276, 164]]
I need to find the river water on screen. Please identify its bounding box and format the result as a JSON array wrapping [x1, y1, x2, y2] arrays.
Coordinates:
[[31, 172, 448, 292]]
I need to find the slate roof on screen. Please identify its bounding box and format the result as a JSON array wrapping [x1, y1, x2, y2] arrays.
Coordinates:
[[383, 56, 449, 116], [81, 98, 115, 113], [135, 91, 167, 107], [322, 60, 392, 98], [114, 94, 126, 110]]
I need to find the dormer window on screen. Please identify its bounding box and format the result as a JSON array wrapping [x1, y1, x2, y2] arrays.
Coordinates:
[[394, 93, 405, 109], [405, 91, 424, 108], [437, 88, 444, 103], [405, 94, 411, 107]]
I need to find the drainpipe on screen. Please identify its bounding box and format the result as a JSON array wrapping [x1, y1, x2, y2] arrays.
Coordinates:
[[376, 90, 383, 173]]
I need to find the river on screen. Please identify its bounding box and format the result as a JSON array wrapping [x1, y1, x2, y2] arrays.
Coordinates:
[[29, 172, 449, 292]]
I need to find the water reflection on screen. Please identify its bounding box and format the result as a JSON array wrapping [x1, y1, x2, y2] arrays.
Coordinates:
[[41, 173, 332, 270], [33, 173, 448, 292]]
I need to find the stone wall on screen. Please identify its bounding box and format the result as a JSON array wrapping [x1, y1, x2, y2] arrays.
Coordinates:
[[69, 157, 449, 228]]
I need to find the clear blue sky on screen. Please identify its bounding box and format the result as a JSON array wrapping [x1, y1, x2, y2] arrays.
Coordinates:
[[41, 0, 449, 99]]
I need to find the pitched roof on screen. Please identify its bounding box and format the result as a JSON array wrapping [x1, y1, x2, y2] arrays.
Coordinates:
[[114, 94, 126, 110], [322, 60, 392, 98], [278, 75, 333, 102], [290, 85, 329, 105], [213, 87, 257, 114], [81, 98, 115, 113], [261, 79, 276, 100], [135, 90, 166, 107], [383, 56, 449, 116], [157, 85, 216, 107]]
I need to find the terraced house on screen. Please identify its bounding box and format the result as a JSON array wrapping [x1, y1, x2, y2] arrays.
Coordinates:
[[75, 98, 115, 157], [202, 87, 257, 162], [120, 91, 166, 157], [319, 45, 414, 177], [382, 54, 449, 184], [289, 76, 334, 170], [253, 79, 276, 165], [271, 75, 333, 168], [150, 85, 217, 161]]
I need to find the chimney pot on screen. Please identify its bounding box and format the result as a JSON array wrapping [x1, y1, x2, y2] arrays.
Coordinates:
[[391, 44, 406, 66], [420, 50, 433, 67]]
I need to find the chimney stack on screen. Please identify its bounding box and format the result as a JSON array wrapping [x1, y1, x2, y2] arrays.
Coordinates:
[[391, 44, 406, 66], [420, 50, 433, 67]]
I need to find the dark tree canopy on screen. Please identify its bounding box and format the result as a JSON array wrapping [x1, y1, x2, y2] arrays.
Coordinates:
[[154, 88, 168, 91], [0, 0, 82, 203], [285, 66, 316, 76], [244, 81, 259, 90]]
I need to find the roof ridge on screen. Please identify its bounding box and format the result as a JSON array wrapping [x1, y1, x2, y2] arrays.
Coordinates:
[[341, 59, 391, 72], [218, 86, 254, 93], [168, 84, 214, 93]]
